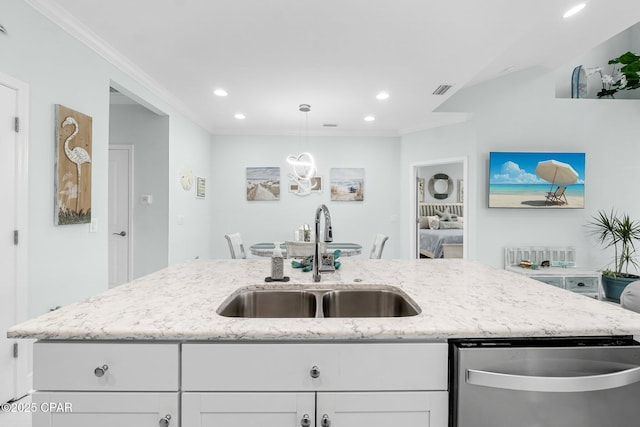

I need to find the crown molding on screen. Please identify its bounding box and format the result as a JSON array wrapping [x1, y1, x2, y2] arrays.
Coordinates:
[[25, 0, 212, 132]]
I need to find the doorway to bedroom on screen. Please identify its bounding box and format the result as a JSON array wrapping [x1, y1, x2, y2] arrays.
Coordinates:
[[411, 157, 467, 259]]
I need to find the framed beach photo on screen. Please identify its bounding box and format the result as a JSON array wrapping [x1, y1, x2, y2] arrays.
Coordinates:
[[488, 152, 585, 209], [246, 167, 280, 201], [330, 168, 364, 201]]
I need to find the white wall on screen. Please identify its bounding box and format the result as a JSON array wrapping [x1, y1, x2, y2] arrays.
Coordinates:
[[168, 114, 213, 264], [403, 64, 640, 270], [2, 0, 213, 316], [210, 135, 401, 259], [109, 104, 170, 278]]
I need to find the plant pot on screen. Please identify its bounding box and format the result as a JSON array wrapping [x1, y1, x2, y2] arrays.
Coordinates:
[[601, 274, 640, 303]]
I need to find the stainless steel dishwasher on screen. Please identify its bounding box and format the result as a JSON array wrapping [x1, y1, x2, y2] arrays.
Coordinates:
[[450, 336, 640, 427]]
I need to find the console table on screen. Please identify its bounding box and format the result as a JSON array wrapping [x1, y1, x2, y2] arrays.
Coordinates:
[[505, 265, 601, 299], [504, 246, 602, 299]]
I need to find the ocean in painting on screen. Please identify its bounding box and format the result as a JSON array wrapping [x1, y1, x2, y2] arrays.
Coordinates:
[[489, 184, 585, 197]]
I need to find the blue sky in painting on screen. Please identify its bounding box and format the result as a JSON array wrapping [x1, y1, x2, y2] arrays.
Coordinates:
[[489, 152, 585, 185]]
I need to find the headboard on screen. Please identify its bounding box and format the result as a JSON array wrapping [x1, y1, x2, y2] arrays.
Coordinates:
[[419, 203, 464, 218]]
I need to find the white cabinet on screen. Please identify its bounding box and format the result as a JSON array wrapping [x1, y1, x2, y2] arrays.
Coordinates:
[[32, 392, 178, 427], [31, 341, 449, 427], [183, 391, 447, 427], [182, 392, 314, 427], [32, 342, 180, 427], [181, 342, 449, 427], [318, 391, 448, 427]]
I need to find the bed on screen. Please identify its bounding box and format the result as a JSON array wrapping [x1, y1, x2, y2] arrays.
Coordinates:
[[418, 203, 464, 258]]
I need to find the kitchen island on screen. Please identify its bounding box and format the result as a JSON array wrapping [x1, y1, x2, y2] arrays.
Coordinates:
[[9, 259, 640, 340], [9, 259, 640, 427]]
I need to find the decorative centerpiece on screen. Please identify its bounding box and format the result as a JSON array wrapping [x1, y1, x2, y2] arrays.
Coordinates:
[[595, 51, 640, 98], [588, 210, 640, 302]]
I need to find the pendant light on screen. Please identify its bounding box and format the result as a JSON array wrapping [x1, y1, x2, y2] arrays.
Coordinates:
[[287, 104, 317, 196]]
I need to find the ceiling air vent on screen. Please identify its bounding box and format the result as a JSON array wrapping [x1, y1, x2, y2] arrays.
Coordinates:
[[432, 85, 452, 95], [323, 123, 338, 128]]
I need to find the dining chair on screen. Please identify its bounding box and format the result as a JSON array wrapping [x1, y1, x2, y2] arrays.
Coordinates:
[[370, 234, 389, 259], [224, 233, 246, 259]]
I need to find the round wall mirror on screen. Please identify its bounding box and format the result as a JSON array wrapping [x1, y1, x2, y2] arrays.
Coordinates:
[[427, 173, 453, 200]]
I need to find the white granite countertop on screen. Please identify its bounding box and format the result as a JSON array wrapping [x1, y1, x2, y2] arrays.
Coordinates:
[[8, 259, 640, 341]]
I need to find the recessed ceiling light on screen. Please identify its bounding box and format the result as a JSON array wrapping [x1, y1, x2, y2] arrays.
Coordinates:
[[234, 113, 246, 120], [364, 115, 376, 122], [376, 92, 390, 100], [563, 3, 586, 18], [213, 88, 228, 97]]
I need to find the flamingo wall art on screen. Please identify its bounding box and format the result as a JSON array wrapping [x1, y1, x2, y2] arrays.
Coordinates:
[[55, 104, 93, 225]]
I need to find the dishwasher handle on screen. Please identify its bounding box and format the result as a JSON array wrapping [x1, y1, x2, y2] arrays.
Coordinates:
[[467, 366, 640, 393]]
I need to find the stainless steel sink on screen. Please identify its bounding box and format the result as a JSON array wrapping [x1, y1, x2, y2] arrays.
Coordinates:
[[217, 290, 317, 318], [321, 289, 420, 318], [217, 286, 420, 318]]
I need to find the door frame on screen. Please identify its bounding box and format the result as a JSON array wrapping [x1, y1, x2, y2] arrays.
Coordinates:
[[409, 156, 468, 259], [0, 72, 30, 398], [109, 145, 134, 285]]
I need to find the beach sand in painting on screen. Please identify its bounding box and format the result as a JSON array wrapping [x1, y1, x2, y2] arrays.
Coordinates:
[[490, 193, 584, 208]]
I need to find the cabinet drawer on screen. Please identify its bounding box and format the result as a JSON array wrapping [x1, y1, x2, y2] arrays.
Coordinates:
[[182, 342, 448, 392], [534, 276, 565, 288], [33, 342, 179, 391], [565, 276, 599, 293]]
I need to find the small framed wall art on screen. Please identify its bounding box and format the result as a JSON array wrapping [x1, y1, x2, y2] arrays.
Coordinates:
[[246, 167, 280, 201], [330, 168, 364, 201], [196, 177, 206, 198]]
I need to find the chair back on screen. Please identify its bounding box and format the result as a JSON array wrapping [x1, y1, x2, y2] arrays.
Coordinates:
[[555, 186, 566, 196], [370, 234, 389, 259], [224, 233, 246, 259]]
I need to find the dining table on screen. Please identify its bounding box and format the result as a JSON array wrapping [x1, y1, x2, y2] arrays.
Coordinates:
[[249, 242, 363, 258]]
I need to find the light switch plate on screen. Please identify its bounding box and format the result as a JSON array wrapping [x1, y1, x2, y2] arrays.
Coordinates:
[[89, 218, 98, 233]]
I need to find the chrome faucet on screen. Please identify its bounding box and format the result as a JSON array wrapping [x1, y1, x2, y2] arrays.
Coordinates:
[[313, 204, 333, 282]]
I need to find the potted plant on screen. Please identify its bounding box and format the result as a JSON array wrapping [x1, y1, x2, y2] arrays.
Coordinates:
[[596, 51, 640, 98], [588, 209, 640, 302]]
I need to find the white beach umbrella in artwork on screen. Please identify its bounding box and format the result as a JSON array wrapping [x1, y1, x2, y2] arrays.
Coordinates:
[[535, 160, 578, 191]]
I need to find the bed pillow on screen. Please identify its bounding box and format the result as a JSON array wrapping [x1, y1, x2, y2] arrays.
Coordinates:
[[429, 217, 440, 230], [439, 221, 463, 229], [419, 216, 430, 229], [435, 208, 458, 222]]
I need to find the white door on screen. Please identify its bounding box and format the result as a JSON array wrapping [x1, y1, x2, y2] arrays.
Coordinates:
[[108, 146, 132, 287], [318, 391, 449, 427], [0, 82, 18, 404]]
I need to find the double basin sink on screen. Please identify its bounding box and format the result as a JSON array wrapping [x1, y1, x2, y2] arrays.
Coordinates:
[[217, 285, 421, 318]]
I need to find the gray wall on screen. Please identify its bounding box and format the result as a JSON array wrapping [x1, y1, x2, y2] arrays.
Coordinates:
[[209, 135, 401, 259], [2, 0, 212, 316], [109, 104, 170, 278]]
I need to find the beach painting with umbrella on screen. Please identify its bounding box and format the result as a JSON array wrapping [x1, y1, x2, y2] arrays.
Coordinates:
[[489, 152, 585, 208]]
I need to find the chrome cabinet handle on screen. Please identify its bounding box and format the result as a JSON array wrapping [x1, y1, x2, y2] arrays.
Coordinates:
[[113, 231, 126, 237], [467, 366, 640, 393], [159, 414, 171, 427], [300, 414, 311, 427], [94, 364, 109, 377], [321, 414, 331, 427], [310, 365, 320, 378]]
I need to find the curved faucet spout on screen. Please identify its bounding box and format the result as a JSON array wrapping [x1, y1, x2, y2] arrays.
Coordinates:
[[313, 204, 333, 282]]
